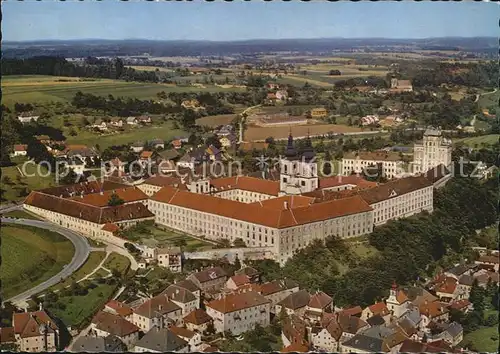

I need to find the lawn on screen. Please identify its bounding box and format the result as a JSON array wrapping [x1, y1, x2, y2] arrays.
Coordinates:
[[89, 268, 111, 280], [0, 158, 55, 203], [46, 282, 118, 328], [1, 75, 245, 106], [46, 251, 106, 293], [66, 122, 187, 150], [244, 124, 365, 141], [2, 209, 42, 220], [103, 253, 131, 274], [461, 325, 499, 352], [478, 89, 499, 110], [1, 225, 75, 299], [148, 226, 215, 252], [454, 134, 499, 147]]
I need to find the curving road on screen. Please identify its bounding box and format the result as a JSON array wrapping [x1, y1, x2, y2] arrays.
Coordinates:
[[1, 217, 91, 305]]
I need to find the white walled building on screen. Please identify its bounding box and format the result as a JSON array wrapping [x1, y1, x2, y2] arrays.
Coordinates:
[[341, 151, 404, 180], [411, 127, 452, 174]]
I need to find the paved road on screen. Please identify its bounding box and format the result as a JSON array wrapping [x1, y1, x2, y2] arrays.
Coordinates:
[[1, 217, 91, 305]]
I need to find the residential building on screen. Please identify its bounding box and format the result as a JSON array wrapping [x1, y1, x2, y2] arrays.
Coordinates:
[[131, 141, 144, 153], [126, 117, 138, 125], [226, 274, 251, 290], [137, 115, 152, 124], [131, 295, 183, 332], [104, 300, 134, 321], [175, 279, 202, 301], [157, 247, 182, 273], [183, 309, 213, 333], [305, 291, 334, 321], [386, 283, 411, 318], [281, 315, 307, 347], [411, 127, 452, 174], [235, 266, 260, 283], [90, 311, 140, 348], [12, 310, 59, 352], [168, 326, 202, 351], [11, 144, 28, 157], [275, 290, 311, 316], [133, 328, 188, 353], [161, 285, 199, 315], [171, 139, 183, 150], [17, 113, 40, 123], [70, 335, 127, 353], [187, 267, 228, 293], [361, 302, 391, 323], [341, 151, 404, 179], [151, 138, 165, 150], [205, 291, 271, 335]]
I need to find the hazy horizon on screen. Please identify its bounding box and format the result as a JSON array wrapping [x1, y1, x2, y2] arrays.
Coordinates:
[[3, 1, 497, 42]]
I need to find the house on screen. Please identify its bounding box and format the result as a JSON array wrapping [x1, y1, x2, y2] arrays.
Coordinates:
[[187, 267, 228, 293], [281, 341, 310, 353], [310, 108, 328, 118], [219, 134, 236, 149], [389, 78, 413, 92], [361, 302, 391, 323], [70, 335, 127, 353], [12, 310, 59, 352], [137, 115, 152, 125], [183, 309, 213, 333], [151, 138, 165, 150], [110, 118, 124, 128], [281, 315, 307, 347], [434, 277, 460, 302], [205, 145, 222, 161], [234, 266, 260, 283], [168, 326, 202, 351], [258, 279, 299, 312], [92, 119, 108, 131], [276, 90, 288, 101], [90, 311, 140, 348], [133, 327, 188, 353], [311, 313, 369, 352], [181, 99, 203, 110], [0, 327, 15, 345], [337, 306, 363, 318], [11, 144, 28, 157], [205, 291, 271, 335], [156, 247, 182, 272], [175, 279, 202, 301], [171, 140, 183, 150], [226, 274, 251, 290], [104, 300, 134, 321], [17, 112, 40, 123], [131, 141, 144, 153], [131, 295, 183, 332], [159, 149, 181, 162], [275, 289, 311, 316], [448, 299, 473, 313], [305, 291, 333, 321], [475, 254, 499, 272], [419, 301, 450, 327], [126, 117, 138, 125], [386, 283, 410, 318], [429, 322, 463, 347], [161, 284, 199, 315]]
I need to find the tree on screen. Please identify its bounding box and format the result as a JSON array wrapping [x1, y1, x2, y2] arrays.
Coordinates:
[[329, 69, 341, 76], [107, 193, 125, 206], [233, 238, 246, 248]]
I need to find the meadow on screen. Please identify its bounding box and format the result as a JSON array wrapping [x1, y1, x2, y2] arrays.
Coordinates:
[[1, 225, 75, 299], [1, 75, 245, 106], [102, 253, 131, 274], [195, 114, 237, 128], [244, 123, 365, 141], [454, 134, 499, 147]]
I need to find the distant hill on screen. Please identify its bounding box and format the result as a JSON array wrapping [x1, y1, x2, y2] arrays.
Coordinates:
[[2, 37, 496, 59]]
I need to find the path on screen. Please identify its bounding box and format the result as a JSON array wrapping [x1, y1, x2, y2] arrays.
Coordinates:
[[1, 217, 91, 305], [475, 88, 498, 103]]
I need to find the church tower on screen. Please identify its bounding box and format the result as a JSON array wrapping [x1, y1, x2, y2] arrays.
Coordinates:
[[279, 132, 318, 195]]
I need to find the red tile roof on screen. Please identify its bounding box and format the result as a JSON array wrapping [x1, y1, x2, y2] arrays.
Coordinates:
[[183, 309, 212, 325], [339, 306, 362, 317], [207, 291, 270, 314], [359, 176, 432, 205], [367, 302, 390, 317], [140, 151, 154, 159], [228, 274, 251, 287], [143, 175, 185, 188], [281, 341, 310, 353], [448, 299, 471, 311], [151, 186, 372, 229], [13, 311, 58, 339], [0, 327, 15, 343], [210, 176, 280, 196], [344, 151, 402, 162], [14, 144, 28, 152], [102, 223, 120, 233], [105, 300, 133, 317], [91, 311, 139, 337], [169, 326, 196, 339], [308, 291, 332, 310], [319, 175, 378, 190], [435, 277, 458, 295]]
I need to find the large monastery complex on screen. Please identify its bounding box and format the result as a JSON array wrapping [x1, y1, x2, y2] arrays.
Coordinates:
[[23, 132, 444, 265]]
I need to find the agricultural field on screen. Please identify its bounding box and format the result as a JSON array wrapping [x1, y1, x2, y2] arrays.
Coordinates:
[[126, 65, 175, 73], [1, 75, 245, 106], [1, 225, 75, 299], [66, 121, 187, 150], [244, 123, 365, 141], [454, 134, 499, 147], [0, 158, 55, 203], [196, 114, 237, 128]]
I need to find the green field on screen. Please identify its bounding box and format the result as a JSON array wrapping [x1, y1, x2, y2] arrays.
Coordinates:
[[46, 282, 118, 328], [65, 122, 187, 150], [148, 226, 214, 252], [1, 75, 245, 106], [478, 89, 499, 110], [454, 134, 499, 147], [45, 251, 106, 293], [1, 225, 75, 299], [102, 253, 131, 274], [0, 158, 55, 203], [462, 323, 499, 352]]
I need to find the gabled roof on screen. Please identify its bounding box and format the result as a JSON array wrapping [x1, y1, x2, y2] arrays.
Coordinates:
[[68, 187, 148, 207], [13, 311, 58, 339], [235, 266, 260, 278], [105, 300, 133, 317], [0, 327, 15, 343], [210, 176, 280, 196], [134, 328, 187, 352], [367, 302, 390, 317], [448, 299, 471, 311], [337, 313, 368, 334], [183, 309, 212, 325], [359, 176, 432, 204], [190, 267, 227, 284], [207, 291, 270, 314], [281, 341, 310, 353], [91, 311, 139, 337], [37, 180, 127, 198], [175, 279, 201, 293], [282, 315, 306, 343], [278, 290, 310, 310], [13, 144, 28, 152], [72, 335, 127, 353], [169, 326, 197, 339], [228, 274, 251, 287], [133, 295, 181, 319], [161, 285, 197, 304], [308, 291, 332, 310], [344, 151, 402, 162]]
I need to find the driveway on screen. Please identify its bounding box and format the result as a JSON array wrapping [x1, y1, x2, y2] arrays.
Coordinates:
[[1, 217, 91, 305]]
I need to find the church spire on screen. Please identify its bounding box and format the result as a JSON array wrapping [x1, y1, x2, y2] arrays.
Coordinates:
[[285, 129, 298, 160]]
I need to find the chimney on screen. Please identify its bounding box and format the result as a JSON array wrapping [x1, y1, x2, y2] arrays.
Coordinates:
[[284, 201, 289, 210], [39, 302, 43, 311]]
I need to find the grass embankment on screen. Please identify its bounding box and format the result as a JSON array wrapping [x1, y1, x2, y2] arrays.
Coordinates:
[[102, 253, 131, 274], [2, 209, 41, 220], [0, 225, 75, 299]]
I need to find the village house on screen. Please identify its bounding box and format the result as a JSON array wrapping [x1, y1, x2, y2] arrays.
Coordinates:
[[133, 328, 188, 353], [281, 315, 307, 348], [448, 299, 473, 314], [175, 279, 202, 302], [419, 301, 450, 328], [126, 117, 138, 125], [205, 291, 271, 335], [104, 300, 134, 321], [475, 254, 499, 272], [90, 311, 140, 348], [168, 326, 202, 352], [389, 78, 413, 92], [131, 141, 145, 153], [183, 309, 213, 333], [386, 283, 411, 318], [171, 139, 183, 150], [258, 279, 300, 311], [304, 291, 334, 321], [428, 322, 464, 347], [219, 134, 237, 149], [187, 267, 228, 293], [157, 247, 182, 273], [91, 119, 108, 131], [411, 127, 452, 174], [110, 118, 124, 128], [137, 115, 152, 125], [226, 274, 251, 290], [276, 290, 311, 316], [161, 284, 199, 315], [12, 310, 59, 352], [70, 335, 127, 352], [234, 266, 261, 283], [360, 302, 391, 323], [11, 144, 28, 157], [151, 138, 165, 150], [131, 295, 183, 332]]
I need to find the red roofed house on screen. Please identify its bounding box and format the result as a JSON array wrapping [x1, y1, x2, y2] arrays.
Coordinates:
[[386, 283, 410, 318], [281, 341, 310, 353], [104, 300, 134, 320], [205, 291, 271, 335], [11, 144, 28, 157], [434, 277, 460, 302], [361, 302, 391, 323], [305, 291, 333, 321], [183, 308, 213, 333], [12, 310, 59, 352], [90, 310, 140, 348], [168, 326, 202, 352], [171, 139, 182, 150], [475, 254, 499, 272]]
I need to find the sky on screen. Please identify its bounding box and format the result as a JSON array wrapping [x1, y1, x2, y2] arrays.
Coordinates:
[[2, 1, 498, 42]]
